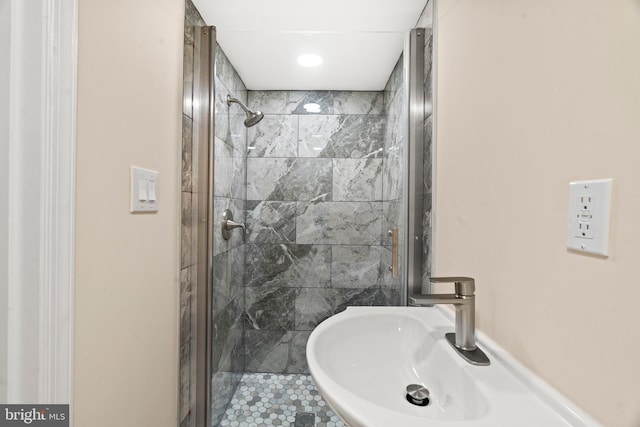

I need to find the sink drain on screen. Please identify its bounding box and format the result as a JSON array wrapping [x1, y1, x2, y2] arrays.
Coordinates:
[[405, 384, 430, 406]]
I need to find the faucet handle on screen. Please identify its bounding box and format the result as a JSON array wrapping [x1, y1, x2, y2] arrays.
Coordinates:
[[429, 277, 475, 296]]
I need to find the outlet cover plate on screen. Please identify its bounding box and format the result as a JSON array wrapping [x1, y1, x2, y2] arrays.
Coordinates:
[[567, 179, 612, 256]]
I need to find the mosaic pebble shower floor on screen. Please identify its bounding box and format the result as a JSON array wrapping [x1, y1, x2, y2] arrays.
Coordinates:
[[219, 373, 345, 427]]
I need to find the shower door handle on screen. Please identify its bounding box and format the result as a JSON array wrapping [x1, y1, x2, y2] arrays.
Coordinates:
[[388, 227, 399, 278], [221, 209, 245, 240]]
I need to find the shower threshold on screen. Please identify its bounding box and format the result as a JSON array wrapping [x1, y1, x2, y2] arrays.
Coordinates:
[[219, 373, 344, 427]]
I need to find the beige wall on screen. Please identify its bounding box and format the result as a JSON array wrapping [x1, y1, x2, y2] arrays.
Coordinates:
[[75, 0, 183, 425], [434, 1, 640, 425]]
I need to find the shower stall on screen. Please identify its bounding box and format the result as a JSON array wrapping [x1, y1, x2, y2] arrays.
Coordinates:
[[180, 1, 434, 425]]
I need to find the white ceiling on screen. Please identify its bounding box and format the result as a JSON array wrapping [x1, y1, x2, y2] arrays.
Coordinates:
[[191, 0, 428, 90]]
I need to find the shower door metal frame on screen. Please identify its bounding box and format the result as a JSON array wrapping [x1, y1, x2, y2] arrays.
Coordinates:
[[405, 28, 427, 300], [194, 25, 216, 427]]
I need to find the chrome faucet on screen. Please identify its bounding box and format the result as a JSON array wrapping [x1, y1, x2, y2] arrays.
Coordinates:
[[409, 277, 490, 366]]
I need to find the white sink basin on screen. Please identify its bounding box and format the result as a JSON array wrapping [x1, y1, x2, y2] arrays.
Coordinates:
[[307, 306, 600, 427]]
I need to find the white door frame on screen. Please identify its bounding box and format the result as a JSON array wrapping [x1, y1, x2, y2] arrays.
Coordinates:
[[2, 0, 77, 406]]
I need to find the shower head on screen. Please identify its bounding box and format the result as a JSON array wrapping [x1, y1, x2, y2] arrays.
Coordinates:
[[226, 95, 264, 127]]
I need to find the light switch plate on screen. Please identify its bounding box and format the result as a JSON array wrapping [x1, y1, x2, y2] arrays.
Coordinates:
[[131, 166, 159, 213], [567, 179, 612, 256]]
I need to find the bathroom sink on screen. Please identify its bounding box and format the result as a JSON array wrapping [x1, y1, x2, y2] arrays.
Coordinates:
[[307, 306, 600, 427]]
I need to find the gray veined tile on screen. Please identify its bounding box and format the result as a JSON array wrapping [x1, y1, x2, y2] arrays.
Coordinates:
[[244, 330, 311, 374], [245, 287, 297, 330], [213, 137, 233, 198], [215, 112, 247, 156], [298, 115, 341, 157], [245, 201, 296, 244], [333, 91, 384, 115], [245, 244, 331, 288], [246, 158, 332, 202], [180, 266, 193, 343], [382, 200, 402, 246], [383, 149, 404, 201], [247, 115, 298, 158], [290, 91, 334, 115], [296, 201, 382, 245], [333, 158, 383, 201], [181, 117, 193, 192], [212, 247, 245, 316], [299, 115, 384, 159], [181, 192, 194, 268], [248, 91, 334, 115], [423, 115, 433, 193], [295, 287, 381, 331], [213, 137, 246, 200], [331, 246, 382, 288], [182, 38, 194, 119]]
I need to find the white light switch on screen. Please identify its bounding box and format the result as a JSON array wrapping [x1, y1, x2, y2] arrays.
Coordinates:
[[131, 166, 159, 213], [567, 179, 612, 256]]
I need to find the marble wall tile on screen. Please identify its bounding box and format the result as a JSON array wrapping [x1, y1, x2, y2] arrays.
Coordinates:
[[181, 116, 193, 192], [245, 244, 331, 288], [179, 339, 191, 424], [215, 112, 247, 157], [180, 267, 193, 343], [183, 38, 194, 119], [181, 192, 194, 268], [333, 158, 383, 201], [290, 91, 335, 115], [424, 30, 434, 117], [247, 158, 332, 202], [212, 327, 244, 373], [331, 246, 382, 288], [382, 200, 402, 246], [296, 202, 382, 245], [244, 330, 311, 373], [215, 47, 238, 94], [333, 91, 384, 115], [298, 115, 341, 157], [245, 287, 297, 330], [295, 287, 382, 331], [299, 115, 384, 159], [382, 148, 404, 201], [184, 0, 204, 44], [246, 201, 296, 244], [214, 137, 245, 199], [247, 115, 298, 158], [249, 91, 334, 115], [422, 195, 432, 284], [423, 115, 433, 194], [212, 247, 245, 315], [384, 55, 404, 102], [179, 266, 192, 423]]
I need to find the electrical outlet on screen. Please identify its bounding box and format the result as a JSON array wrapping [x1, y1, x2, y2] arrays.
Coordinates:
[[567, 179, 612, 256]]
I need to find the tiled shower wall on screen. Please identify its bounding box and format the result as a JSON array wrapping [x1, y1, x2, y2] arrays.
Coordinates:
[[242, 88, 404, 374]]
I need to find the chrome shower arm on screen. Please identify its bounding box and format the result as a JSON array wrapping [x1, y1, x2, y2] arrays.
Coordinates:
[[226, 95, 251, 114]]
